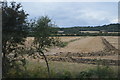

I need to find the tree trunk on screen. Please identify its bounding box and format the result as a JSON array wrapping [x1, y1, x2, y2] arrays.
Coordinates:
[[40, 51, 50, 78]]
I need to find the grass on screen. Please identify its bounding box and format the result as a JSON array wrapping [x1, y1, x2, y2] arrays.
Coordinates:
[[57, 41, 68, 47], [6, 59, 119, 78], [25, 60, 97, 77]]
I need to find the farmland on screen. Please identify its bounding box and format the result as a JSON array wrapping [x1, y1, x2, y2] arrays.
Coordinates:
[[103, 36, 119, 49], [17, 36, 119, 78], [25, 36, 119, 59], [6, 35, 120, 78], [4, 25, 120, 78], [5, 36, 120, 78]]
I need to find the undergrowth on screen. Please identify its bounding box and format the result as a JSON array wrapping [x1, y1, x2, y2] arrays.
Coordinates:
[[6, 64, 117, 79]]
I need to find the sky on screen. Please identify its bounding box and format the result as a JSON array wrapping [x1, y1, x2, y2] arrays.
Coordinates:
[[20, 2, 118, 27]]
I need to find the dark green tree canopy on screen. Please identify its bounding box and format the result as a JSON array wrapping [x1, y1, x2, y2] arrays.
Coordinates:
[[2, 1, 28, 45], [35, 16, 51, 37], [33, 16, 58, 49], [1, 1, 29, 77]]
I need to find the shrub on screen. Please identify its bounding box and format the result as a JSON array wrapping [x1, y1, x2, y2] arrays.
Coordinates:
[[57, 42, 68, 47], [77, 65, 115, 79]]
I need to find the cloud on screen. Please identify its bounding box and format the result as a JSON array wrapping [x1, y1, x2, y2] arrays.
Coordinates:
[[21, 2, 117, 27], [111, 19, 118, 23]]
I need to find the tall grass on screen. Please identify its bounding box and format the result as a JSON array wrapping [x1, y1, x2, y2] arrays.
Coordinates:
[[7, 64, 117, 79]]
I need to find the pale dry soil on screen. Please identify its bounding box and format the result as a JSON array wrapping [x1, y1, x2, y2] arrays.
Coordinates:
[[24, 36, 119, 59], [46, 36, 119, 54], [44, 36, 119, 65], [58, 36, 105, 53], [24, 36, 119, 51], [58, 36, 84, 42], [103, 36, 119, 49]]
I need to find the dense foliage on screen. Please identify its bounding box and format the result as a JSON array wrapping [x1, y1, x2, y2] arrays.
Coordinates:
[[2, 1, 29, 77]]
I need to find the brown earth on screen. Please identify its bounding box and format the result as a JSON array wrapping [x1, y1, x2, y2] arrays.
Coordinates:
[[103, 36, 119, 49], [60, 36, 105, 53], [46, 36, 118, 55], [23, 36, 119, 65], [45, 36, 119, 65]]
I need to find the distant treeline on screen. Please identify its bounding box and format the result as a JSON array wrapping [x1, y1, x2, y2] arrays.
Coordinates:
[[28, 23, 120, 36]]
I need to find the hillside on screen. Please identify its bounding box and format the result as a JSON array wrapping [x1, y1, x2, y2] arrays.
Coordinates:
[[28, 23, 120, 36], [56, 23, 119, 34]]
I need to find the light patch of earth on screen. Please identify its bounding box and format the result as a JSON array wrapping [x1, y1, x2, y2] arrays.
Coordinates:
[[103, 36, 119, 49], [46, 36, 110, 54]]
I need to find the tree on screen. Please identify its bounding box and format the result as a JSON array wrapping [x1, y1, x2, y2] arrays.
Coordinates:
[[1, 1, 29, 77], [33, 16, 58, 77]]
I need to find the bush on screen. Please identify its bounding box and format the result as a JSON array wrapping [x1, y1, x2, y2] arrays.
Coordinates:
[[57, 42, 68, 47], [77, 65, 115, 79], [7, 66, 49, 78]]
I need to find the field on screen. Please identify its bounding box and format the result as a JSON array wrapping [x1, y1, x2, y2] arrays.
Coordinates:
[[103, 36, 119, 49], [7, 36, 119, 78], [22, 36, 119, 78], [25, 36, 119, 62]]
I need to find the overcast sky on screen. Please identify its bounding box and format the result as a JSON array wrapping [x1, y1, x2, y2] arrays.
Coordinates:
[[21, 2, 118, 27]]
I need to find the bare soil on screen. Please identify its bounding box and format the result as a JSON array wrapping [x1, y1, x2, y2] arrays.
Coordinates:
[[24, 36, 120, 66], [45, 36, 119, 66]]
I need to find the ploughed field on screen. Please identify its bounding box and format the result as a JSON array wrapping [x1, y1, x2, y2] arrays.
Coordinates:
[[25, 36, 120, 66]]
